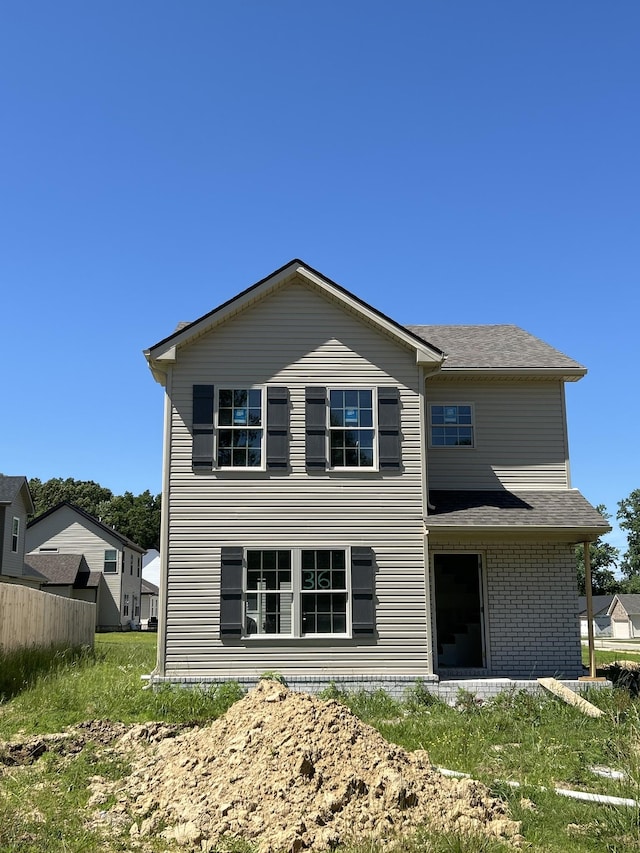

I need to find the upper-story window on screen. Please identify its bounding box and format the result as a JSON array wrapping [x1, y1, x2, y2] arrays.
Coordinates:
[[217, 388, 263, 468], [104, 549, 118, 573], [129, 554, 133, 575], [328, 389, 375, 468], [429, 403, 474, 447], [11, 517, 19, 552]]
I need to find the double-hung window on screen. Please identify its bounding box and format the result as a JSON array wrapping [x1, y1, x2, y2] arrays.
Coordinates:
[[104, 549, 118, 573], [123, 594, 130, 617], [236, 549, 352, 637], [217, 388, 264, 468], [11, 517, 19, 553], [429, 404, 474, 447], [328, 389, 375, 468]]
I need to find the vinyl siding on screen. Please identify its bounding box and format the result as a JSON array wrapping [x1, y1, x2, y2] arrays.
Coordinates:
[[162, 278, 430, 678], [426, 378, 570, 490], [25, 506, 142, 628], [1, 492, 30, 578]]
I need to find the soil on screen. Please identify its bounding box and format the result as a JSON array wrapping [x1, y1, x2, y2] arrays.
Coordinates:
[[89, 680, 522, 852]]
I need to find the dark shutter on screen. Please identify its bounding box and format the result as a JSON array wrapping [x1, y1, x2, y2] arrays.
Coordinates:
[[192, 385, 215, 469], [266, 386, 289, 469], [220, 547, 243, 638], [305, 386, 327, 470], [351, 546, 375, 636], [377, 387, 401, 470]]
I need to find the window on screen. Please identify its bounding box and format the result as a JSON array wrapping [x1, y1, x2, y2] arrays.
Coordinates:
[[329, 389, 375, 468], [133, 596, 139, 618], [429, 404, 474, 447], [137, 557, 141, 577], [39, 547, 59, 553], [217, 388, 264, 468], [11, 518, 19, 552], [221, 546, 374, 640], [104, 549, 118, 573], [123, 594, 130, 617], [130, 554, 133, 575]]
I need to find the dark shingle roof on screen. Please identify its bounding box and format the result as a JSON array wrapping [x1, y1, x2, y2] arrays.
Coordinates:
[[427, 490, 610, 535], [141, 579, 159, 595], [406, 325, 585, 372], [0, 475, 34, 512], [23, 553, 100, 588], [612, 594, 640, 616], [577, 595, 614, 618]]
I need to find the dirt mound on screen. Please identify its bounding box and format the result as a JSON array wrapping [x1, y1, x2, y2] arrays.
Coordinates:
[[96, 680, 521, 851]]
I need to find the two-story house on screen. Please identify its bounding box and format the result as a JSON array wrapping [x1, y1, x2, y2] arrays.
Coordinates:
[[26, 502, 145, 630], [0, 474, 43, 588], [144, 260, 608, 693]]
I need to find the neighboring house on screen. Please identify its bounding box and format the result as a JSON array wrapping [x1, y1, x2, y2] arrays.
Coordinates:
[[578, 595, 614, 638], [26, 502, 145, 630], [144, 259, 609, 691], [23, 553, 103, 614], [140, 578, 159, 629], [0, 474, 43, 589], [607, 594, 640, 639]]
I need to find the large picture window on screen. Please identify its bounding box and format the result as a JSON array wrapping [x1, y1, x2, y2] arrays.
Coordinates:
[[243, 549, 348, 637], [217, 388, 263, 468], [429, 403, 474, 447], [329, 389, 375, 468]]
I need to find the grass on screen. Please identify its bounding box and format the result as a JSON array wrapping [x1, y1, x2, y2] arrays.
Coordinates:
[[1, 637, 640, 851]]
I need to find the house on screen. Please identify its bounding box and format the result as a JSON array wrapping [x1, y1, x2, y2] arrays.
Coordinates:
[[23, 552, 103, 611], [578, 595, 614, 638], [26, 502, 145, 630], [141, 578, 159, 629], [0, 474, 43, 589], [144, 260, 609, 693], [607, 594, 640, 639]]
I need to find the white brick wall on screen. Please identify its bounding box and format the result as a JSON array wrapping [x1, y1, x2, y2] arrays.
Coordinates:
[[430, 540, 582, 679]]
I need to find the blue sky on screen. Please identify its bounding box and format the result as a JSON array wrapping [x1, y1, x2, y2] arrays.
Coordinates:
[[2, 2, 638, 554]]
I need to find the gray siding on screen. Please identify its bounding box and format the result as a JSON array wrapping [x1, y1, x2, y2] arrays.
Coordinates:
[[162, 279, 430, 678], [426, 378, 570, 490], [1, 491, 30, 578]]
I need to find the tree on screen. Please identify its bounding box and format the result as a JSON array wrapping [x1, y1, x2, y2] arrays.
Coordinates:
[[29, 477, 114, 519], [575, 505, 620, 595], [617, 489, 640, 584], [97, 490, 161, 551]]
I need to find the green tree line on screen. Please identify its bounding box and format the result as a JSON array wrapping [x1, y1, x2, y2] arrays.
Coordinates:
[[576, 489, 640, 595], [28, 478, 161, 551]]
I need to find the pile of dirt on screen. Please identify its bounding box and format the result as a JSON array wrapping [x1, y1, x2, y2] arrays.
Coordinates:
[[93, 680, 522, 852]]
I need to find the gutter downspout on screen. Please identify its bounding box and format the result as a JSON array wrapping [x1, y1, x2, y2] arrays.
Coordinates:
[[154, 366, 173, 681], [584, 540, 597, 680]]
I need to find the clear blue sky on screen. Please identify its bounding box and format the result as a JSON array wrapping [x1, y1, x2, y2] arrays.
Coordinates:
[[2, 2, 638, 553]]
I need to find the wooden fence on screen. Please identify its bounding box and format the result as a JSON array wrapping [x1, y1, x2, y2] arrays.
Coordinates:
[[0, 583, 95, 653]]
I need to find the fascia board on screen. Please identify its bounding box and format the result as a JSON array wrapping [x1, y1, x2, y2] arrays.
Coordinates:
[[426, 525, 610, 542], [436, 367, 587, 381]]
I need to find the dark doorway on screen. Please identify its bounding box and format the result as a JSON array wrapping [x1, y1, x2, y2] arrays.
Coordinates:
[[434, 553, 484, 668]]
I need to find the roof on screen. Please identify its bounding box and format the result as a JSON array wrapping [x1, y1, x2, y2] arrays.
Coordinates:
[[426, 490, 610, 540], [26, 501, 146, 553], [145, 259, 445, 381], [608, 594, 640, 617], [23, 553, 101, 588], [407, 325, 586, 380], [0, 474, 34, 513], [577, 595, 614, 618], [141, 578, 159, 595]]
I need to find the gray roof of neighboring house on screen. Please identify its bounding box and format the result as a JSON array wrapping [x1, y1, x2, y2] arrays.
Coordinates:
[[27, 501, 146, 553], [141, 579, 159, 595], [610, 594, 640, 616], [427, 490, 610, 535], [577, 595, 614, 618], [23, 553, 101, 588], [0, 474, 34, 513], [407, 325, 585, 373]]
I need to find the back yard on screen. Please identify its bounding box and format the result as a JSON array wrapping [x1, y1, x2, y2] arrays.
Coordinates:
[[0, 635, 639, 852]]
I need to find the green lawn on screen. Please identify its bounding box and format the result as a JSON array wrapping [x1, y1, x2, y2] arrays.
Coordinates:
[[1, 636, 639, 852]]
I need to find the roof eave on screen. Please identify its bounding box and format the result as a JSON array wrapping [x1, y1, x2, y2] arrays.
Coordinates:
[[435, 367, 587, 381], [426, 524, 610, 543]]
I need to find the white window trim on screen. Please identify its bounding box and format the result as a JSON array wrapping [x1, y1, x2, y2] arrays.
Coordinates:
[[104, 548, 118, 574], [215, 386, 266, 471], [11, 517, 19, 552], [327, 386, 378, 471], [242, 545, 352, 640], [428, 401, 476, 449]]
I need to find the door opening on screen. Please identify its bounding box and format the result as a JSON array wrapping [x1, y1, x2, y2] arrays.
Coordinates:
[[433, 553, 485, 668]]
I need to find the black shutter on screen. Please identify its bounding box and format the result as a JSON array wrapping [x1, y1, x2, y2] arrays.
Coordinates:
[[351, 547, 375, 636], [220, 547, 243, 638], [377, 387, 401, 470], [266, 386, 289, 469], [305, 386, 327, 470], [192, 385, 215, 469]]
